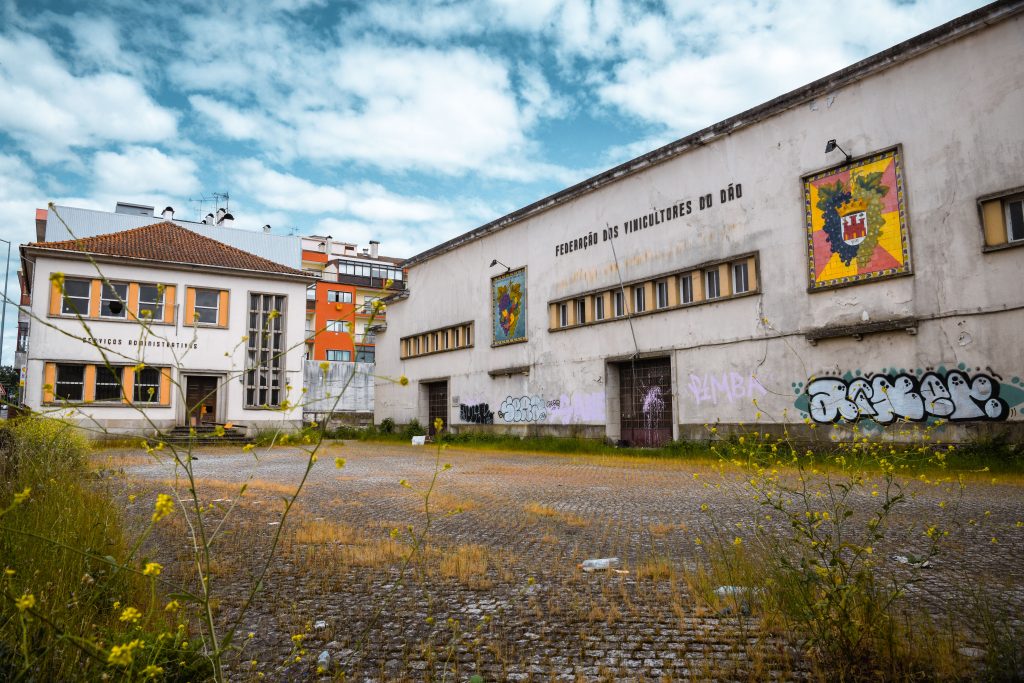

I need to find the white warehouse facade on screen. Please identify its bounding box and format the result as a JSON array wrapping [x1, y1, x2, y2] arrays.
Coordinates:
[[375, 3, 1024, 445], [20, 223, 313, 436]]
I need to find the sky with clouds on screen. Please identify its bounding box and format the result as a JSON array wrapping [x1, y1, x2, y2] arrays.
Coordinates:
[[0, 0, 987, 363]]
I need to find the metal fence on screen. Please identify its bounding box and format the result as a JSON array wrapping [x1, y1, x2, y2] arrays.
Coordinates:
[[302, 360, 374, 418]]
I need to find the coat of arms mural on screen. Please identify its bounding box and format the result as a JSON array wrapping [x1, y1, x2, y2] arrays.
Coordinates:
[[491, 267, 527, 346], [803, 147, 911, 290]]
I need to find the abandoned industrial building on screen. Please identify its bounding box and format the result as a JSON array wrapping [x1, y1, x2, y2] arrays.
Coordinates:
[[374, 3, 1024, 445]]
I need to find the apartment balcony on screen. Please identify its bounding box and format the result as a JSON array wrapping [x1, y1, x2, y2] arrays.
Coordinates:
[[354, 305, 386, 319]]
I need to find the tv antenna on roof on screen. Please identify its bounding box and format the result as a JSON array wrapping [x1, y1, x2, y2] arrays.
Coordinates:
[[187, 191, 231, 222]]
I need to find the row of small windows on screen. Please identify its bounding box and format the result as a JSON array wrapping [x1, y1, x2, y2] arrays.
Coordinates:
[[334, 259, 405, 282], [51, 276, 229, 327], [401, 322, 474, 359], [43, 362, 169, 405], [551, 254, 758, 330]]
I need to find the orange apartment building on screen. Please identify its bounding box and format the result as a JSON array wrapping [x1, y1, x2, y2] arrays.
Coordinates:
[[301, 237, 405, 362]]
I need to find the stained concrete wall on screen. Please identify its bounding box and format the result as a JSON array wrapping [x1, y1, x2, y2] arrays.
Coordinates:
[[376, 12, 1024, 442]]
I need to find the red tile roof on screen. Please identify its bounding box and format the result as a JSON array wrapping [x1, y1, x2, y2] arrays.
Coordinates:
[[29, 222, 310, 278]]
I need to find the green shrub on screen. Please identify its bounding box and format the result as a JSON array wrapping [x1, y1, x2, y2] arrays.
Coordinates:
[[379, 417, 396, 434], [0, 418, 208, 680], [402, 418, 426, 439]]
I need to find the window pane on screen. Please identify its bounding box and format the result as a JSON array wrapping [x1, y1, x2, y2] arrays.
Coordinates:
[[95, 366, 123, 401], [138, 284, 164, 319], [195, 289, 219, 308], [706, 270, 720, 299], [680, 275, 693, 304], [54, 365, 84, 401], [133, 367, 161, 403], [595, 296, 604, 320], [1009, 200, 1024, 242], [61, 278, 91, 315]]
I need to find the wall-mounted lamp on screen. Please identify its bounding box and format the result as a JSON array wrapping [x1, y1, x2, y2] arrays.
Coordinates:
[[825, 139, 852, 164], [489, 259, 511, 272]]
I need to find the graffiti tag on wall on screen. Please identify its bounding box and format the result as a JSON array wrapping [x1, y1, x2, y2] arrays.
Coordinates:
[[689, 372, 768, 406], [498, 395, 547, 423], [799, 368, 1024, 424], [459, 403, 494, 424]]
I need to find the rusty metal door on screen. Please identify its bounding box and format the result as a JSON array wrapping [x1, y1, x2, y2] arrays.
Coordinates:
[[619, 358, 673, 447], [427, 381, 448, 436]]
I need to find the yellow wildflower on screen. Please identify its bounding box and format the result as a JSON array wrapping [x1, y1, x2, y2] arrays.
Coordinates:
[[107, 639, 143, 667], [141, 665, 164, 679], [15, 593, 35, 612], [142, 562, 162, 577], [13, 487, 31, 505], [335, 457, 346, 469], [120, 606, 142, 623], [733, 537, 743, 546], [152, 493, 174, 522], [164, 600, 180, 612]]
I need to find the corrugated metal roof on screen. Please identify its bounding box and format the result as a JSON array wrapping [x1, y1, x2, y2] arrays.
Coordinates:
[[45, 205, 302, 268]]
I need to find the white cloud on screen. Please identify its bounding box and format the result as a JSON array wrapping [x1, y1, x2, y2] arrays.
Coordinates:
[[0, 31, 177, 160], [233, 160, 455, 223], [93, 147, 200, 197], [596, 0, 986, 132]]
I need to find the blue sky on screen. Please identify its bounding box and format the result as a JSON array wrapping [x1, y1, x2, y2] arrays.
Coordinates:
[[0, 0, 986, 363]]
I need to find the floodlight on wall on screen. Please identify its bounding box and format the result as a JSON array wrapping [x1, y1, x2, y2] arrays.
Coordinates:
[[489, 259, 511, 272], [825, 139, 852, 164]]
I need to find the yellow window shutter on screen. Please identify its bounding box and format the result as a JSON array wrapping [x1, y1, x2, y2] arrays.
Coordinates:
[[159, 368, 172, 406], [163, 285, 176, 324], [83, 365, 97, 402], [218, 290, 229, 327], [747, 256, 759, 291], [88, 280, 101, 318], [981, 199, 1006, 247], [43, 363, 56, 402], [127, 282, 140, 319], [122, 366, 135, 404], [49, 279, 62, 316], [184, 287, 196, 325]]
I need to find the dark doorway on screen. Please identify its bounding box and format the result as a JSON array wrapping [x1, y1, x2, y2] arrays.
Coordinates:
[[185, 376, 218, 426], [426, 381, 448, 436], [618, 357, 673, 447]]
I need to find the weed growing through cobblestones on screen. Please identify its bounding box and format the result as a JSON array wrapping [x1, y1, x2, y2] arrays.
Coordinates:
[[687, 410, 1015, 681]]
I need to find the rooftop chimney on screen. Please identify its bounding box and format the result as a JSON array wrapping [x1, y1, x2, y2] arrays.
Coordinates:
[[220, 212, 234, 227], [161, 206, 175, 220], [262, 224, 272, 233], [203, 213, 215, 225], [369, 240, 380, 259], [215, 207, 227, 224]]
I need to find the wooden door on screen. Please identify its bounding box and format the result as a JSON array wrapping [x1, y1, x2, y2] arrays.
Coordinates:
[[185, 376, 218, 425], [619, 358, 673, 447]]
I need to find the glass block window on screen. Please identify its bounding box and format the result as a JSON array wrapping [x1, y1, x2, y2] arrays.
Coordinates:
[[245, 293, 286, 408]]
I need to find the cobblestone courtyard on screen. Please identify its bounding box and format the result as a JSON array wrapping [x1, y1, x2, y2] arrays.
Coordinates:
[[111, 441, 1024, 681]]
